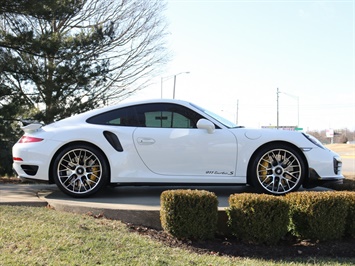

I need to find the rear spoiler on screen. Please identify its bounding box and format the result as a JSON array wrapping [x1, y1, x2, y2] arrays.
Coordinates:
[[20, 120, 43, 133]]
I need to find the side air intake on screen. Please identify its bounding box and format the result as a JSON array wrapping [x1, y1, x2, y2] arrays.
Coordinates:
[[103, 131, 124, 152]]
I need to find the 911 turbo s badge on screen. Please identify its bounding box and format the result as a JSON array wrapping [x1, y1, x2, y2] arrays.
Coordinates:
[[206, 170, 234, 175]]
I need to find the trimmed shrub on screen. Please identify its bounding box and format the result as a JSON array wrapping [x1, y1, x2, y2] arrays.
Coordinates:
[[339, 192, 355, 238], [226, 193, 289, 244], [286, 192, 349, 240], [160, 189, 218, 240]]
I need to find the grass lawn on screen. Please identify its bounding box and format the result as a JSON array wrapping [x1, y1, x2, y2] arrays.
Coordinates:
[[1, 205, 354, 265]]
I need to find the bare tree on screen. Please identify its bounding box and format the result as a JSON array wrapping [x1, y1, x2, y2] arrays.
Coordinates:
[[0, 0, 169, 123]]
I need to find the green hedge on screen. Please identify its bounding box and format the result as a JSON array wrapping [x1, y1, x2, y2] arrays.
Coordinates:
[[226, 193, 289, 244], [160, 189, 218, 240], [160, 190, 355, 242], [286, 192, 350, 240], [338, 192, 355, 238]]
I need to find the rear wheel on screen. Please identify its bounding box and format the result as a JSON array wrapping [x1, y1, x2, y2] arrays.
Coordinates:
[[52, 144, 109, 198], [250, 144, 306, 195]]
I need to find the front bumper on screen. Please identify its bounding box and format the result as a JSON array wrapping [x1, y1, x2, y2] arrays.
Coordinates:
[[303, 150, 344, 188], [303, 172, 344, 188]]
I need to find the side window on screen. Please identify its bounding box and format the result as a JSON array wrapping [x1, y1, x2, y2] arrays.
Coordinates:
[[87, 103, 203, 128], [139, 103, 202, 128], [144, 111, 192, 128], [86, 106, 144, 127]]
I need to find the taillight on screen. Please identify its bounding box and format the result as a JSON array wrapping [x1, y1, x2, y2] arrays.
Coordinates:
[[13, 157, 23, 161], [19, 136, 44, 143]]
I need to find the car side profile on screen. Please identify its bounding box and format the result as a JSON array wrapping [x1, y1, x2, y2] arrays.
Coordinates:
[[12, 99, 343, 197]]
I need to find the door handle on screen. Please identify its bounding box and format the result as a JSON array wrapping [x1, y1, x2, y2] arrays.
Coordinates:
[[137, 137, 156, 145]]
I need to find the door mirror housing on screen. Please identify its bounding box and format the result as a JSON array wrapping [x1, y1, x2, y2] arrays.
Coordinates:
[[197, 119, 215, 134]]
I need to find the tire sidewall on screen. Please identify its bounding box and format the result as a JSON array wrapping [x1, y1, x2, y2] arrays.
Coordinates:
[[250, 143, 306, 195], [52, 144, 109, 198]]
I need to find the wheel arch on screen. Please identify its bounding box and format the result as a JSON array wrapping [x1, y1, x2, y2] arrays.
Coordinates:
[[246, 141, 309, 186], [48, 141, 111, 184]]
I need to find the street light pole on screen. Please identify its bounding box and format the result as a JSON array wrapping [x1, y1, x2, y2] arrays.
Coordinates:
[[160, 77, 163, 98], [236, 99, 239, 124], [277, 88, 280, 129], [173, 75, 177, 99], [161, 72, 190, 99], [172, 71, 190, 99]]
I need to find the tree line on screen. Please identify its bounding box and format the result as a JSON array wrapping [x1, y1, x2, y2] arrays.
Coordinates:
[[307, 129, 355, 145]]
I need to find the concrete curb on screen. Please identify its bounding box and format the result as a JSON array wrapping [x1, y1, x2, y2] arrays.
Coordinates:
[[1, 184, 334, 230], [42, 193, 163, 229], [0, 184, 54, 207]]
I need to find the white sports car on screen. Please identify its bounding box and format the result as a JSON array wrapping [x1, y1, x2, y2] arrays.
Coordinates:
[[12, 99, 343, 197]]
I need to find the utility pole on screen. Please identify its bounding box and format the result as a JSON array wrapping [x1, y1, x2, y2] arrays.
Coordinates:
[[280, 91, 300, 127], [277, 88, 300, 128]]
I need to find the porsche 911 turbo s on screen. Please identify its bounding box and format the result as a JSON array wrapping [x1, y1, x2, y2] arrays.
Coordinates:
[[12, 99, 343, 197]]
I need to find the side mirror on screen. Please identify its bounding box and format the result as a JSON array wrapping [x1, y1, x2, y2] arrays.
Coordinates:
[[197, 119, 215, 134]]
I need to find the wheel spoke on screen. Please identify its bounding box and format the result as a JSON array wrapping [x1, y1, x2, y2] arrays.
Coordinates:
[[256, 148, 303, 194], [56, 148, 103, 194]]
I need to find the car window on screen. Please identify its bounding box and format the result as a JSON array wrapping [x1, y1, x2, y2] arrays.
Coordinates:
[[86, 106, 144, 126], [190, 103, 238, 128], [145, 111, 193, 128], [140, 103, 202, 128], [86, 103, 203, 128]]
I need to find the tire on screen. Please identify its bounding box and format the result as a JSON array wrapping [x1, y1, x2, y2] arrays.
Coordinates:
[[52, 144, 109, 198], [250, 144, 306, 195]]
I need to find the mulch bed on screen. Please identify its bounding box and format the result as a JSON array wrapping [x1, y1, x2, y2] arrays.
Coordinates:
[[126, 223, 355, 260]]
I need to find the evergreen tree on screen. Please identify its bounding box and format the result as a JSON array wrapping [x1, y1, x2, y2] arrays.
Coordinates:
[[0, 0, 168, 124], [0, 0, 168, 175]]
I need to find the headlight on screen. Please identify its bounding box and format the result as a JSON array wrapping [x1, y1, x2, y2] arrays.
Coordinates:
[[302, 133, 325, 149]]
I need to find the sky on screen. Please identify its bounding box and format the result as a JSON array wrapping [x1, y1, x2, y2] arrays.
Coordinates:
[[124, 0, 355, 131]]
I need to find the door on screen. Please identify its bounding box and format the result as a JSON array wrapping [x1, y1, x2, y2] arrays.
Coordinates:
[[133, 106, 237, 176]]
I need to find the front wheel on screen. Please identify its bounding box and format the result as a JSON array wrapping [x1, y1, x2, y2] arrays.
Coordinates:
[[250, 144, 306, 195], [52, 144, 109, 198]]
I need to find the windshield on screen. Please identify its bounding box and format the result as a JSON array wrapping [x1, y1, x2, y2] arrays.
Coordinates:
[[190, 103, 238, 128]]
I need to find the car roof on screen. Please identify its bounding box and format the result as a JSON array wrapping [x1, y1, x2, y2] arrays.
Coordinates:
[[85, 98, 193, 116], [101, 98, 191, 110], [48, 99, 194, 126]]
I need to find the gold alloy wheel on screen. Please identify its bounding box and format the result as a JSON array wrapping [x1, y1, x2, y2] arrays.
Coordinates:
[[256, 148, 302, 194], [57, 148, 103, 194]]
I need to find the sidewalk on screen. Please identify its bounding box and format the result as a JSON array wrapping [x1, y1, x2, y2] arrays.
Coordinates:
[[0, 184, 164, 229], [0, 183, 333, 230], [0, 184, 55, 207]]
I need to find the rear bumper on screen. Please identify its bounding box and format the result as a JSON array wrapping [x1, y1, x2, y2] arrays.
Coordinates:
[[12, 139, 61, 181]]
